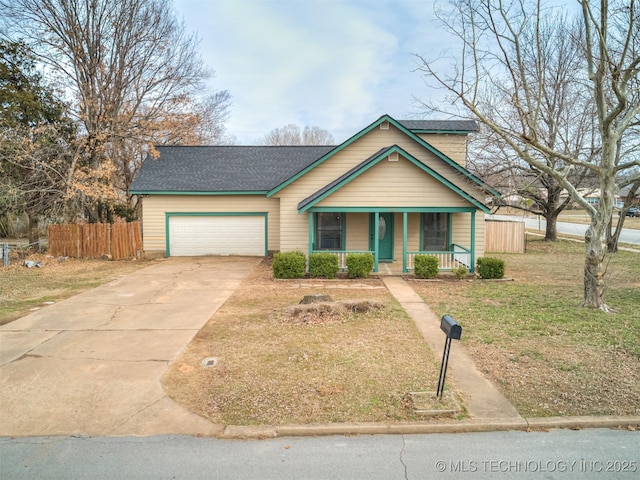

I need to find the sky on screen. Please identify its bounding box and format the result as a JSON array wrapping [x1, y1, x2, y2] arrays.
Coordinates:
[[171, 0, 458, 144]]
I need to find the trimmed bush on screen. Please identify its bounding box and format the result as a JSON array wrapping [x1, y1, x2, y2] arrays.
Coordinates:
[[414, 255, 439, 279], [273, 251, 306, 279], [476, 257, 505, 279], [346, 252, 374, 278], [309, 252, 339, 279], [453, 265, 468, 279]]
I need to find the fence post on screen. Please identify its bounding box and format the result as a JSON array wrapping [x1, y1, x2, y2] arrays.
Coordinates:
[[2, 243, 8, 268]]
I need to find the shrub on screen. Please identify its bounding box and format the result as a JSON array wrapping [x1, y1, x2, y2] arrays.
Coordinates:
[[476, 257, 505, 279], [309, 252, 339, 279], [273, 251, 306, 279], [414, 255, 439, 279], [346, 252, 374, 278], [453, 265, 468, 279]]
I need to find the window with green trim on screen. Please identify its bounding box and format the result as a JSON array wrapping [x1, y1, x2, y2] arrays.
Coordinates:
[[315, 212, 343, 250], [422, 213, 449, 251]]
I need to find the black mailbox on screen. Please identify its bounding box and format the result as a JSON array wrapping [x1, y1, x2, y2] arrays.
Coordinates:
[[440, 315, 462, 340]]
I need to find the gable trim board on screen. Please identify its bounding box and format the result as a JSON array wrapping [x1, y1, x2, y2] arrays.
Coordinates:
[[165, 212, 268, 257], [267, 114, 498, 198], [297, 144, 490, 213]]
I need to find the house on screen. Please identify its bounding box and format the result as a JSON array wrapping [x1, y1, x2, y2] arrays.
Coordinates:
[[130, 114, 498, 273], [618, 185, 640, 205]]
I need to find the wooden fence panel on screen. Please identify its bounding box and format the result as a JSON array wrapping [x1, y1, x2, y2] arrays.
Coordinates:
[[111, 222, 142, 259], [49, 224, 82, 258], [485, 220, 525, 253], [49, 222, 142, 260]]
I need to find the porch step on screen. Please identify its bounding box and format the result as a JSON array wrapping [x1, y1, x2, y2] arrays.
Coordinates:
[[377, 263, 404, 276]]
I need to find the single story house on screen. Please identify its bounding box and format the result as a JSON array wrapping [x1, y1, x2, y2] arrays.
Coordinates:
[[618, 185, 640, 205], [130, 114, 498, 273]]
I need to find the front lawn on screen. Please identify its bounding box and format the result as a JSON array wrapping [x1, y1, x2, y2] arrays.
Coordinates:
[[411, 239, 640, 417], [162, 261, 445, 425]]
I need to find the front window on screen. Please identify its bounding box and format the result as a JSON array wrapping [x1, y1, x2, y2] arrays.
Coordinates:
[[422, 213, 449, 251], [316, 212, 343, 250]]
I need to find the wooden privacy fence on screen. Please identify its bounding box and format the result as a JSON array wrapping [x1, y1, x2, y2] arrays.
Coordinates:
[[485, 220, 525, 253], [49, 222, 142, 260]]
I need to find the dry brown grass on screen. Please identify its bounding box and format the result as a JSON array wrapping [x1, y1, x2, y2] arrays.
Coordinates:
[[0, 251, 149, 325], [162, 260, 445, 426]]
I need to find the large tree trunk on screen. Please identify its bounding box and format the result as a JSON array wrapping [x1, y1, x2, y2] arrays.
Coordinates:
[[542, 184, 562, 242], [582, 147, 617, 311], [544, 211, 558, 241], [27, 214, 38, 246], [582, 219, 609, 312], [607, 215, 620, 253]]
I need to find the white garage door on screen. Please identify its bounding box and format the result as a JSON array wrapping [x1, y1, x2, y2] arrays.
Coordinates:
[[168, 215, 265, 256]]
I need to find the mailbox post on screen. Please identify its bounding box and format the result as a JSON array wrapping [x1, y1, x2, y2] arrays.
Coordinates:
[[436, 315, 462, 400]]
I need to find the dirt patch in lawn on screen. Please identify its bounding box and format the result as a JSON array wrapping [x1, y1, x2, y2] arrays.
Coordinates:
[[162, 260, 452, 426], [0, 251, 150, 325]]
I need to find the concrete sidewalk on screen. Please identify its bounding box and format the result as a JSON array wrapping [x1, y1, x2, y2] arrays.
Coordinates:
[[0, 257, 260, 437], [382, 277, 522, 421]]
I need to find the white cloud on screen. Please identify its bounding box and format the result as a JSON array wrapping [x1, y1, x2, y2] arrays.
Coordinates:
[[172, 0, 448, 143]]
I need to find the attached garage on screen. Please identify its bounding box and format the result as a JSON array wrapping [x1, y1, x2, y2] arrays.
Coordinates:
[[167, 214, 267, 256]]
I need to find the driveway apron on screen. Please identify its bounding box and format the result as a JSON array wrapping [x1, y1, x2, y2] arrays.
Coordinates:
[[0, 257, 260, 437]]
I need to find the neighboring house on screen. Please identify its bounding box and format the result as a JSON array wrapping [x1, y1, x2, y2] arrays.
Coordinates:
[[559, 188, 600, 208], [618, 185, 640, 205], [130, 114, 498, 273]]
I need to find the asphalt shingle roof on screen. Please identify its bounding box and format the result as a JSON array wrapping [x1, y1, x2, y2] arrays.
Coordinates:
[[397, 119, 479, 132], [129, 119, 479, 193], [130, 145, 336, 193]]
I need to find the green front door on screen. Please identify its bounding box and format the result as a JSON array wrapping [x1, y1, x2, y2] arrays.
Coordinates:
[[370, 213, 394, 261]]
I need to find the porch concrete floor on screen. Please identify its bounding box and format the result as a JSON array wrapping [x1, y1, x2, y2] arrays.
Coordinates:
[[376, 262, 405, 275]]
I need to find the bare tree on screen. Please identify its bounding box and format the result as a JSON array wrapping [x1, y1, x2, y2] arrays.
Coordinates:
[[417, 0, 640, 311], [1, 40, 79, 241], [1, 0, 232, 221], [258, 124, 335, 145], [464, 14, 599, 241]]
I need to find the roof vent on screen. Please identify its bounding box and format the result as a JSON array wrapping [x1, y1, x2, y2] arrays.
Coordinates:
[[380, 121, 389, 130], [388, 152, 399, 162]]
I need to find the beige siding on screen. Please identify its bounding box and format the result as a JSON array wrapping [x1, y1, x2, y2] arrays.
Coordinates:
[[406, 214, 422, 252], [450, 212, 484, 258], [141, 195, 280, 256], [276, 123, 483, 253], [451, 212, 472, 248], [315, 157, 471, 208], [416, 133, 469, 166], [477, 216, 485, 258], [345, 213, 369, 250]]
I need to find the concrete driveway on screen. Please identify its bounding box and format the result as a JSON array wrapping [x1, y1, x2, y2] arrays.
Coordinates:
[[0, 257, 260, 437]]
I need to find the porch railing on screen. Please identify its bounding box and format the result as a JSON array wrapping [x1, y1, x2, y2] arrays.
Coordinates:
[[311, 245, 472, 273], [406, 244, 472, 271]]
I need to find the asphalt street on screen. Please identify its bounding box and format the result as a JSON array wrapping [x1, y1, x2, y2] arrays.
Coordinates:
[[1, 429, 638, 479], [488, 214, 640, 245]]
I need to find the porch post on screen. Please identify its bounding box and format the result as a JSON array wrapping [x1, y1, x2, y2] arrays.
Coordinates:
[[308, 212, 314, 271], [402, 211, 408, 273], [373, 212, 379, 273], [470, 210, 476, 273]]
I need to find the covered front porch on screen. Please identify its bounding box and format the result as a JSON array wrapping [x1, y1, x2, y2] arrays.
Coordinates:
[[306, 207, 477, 274]]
